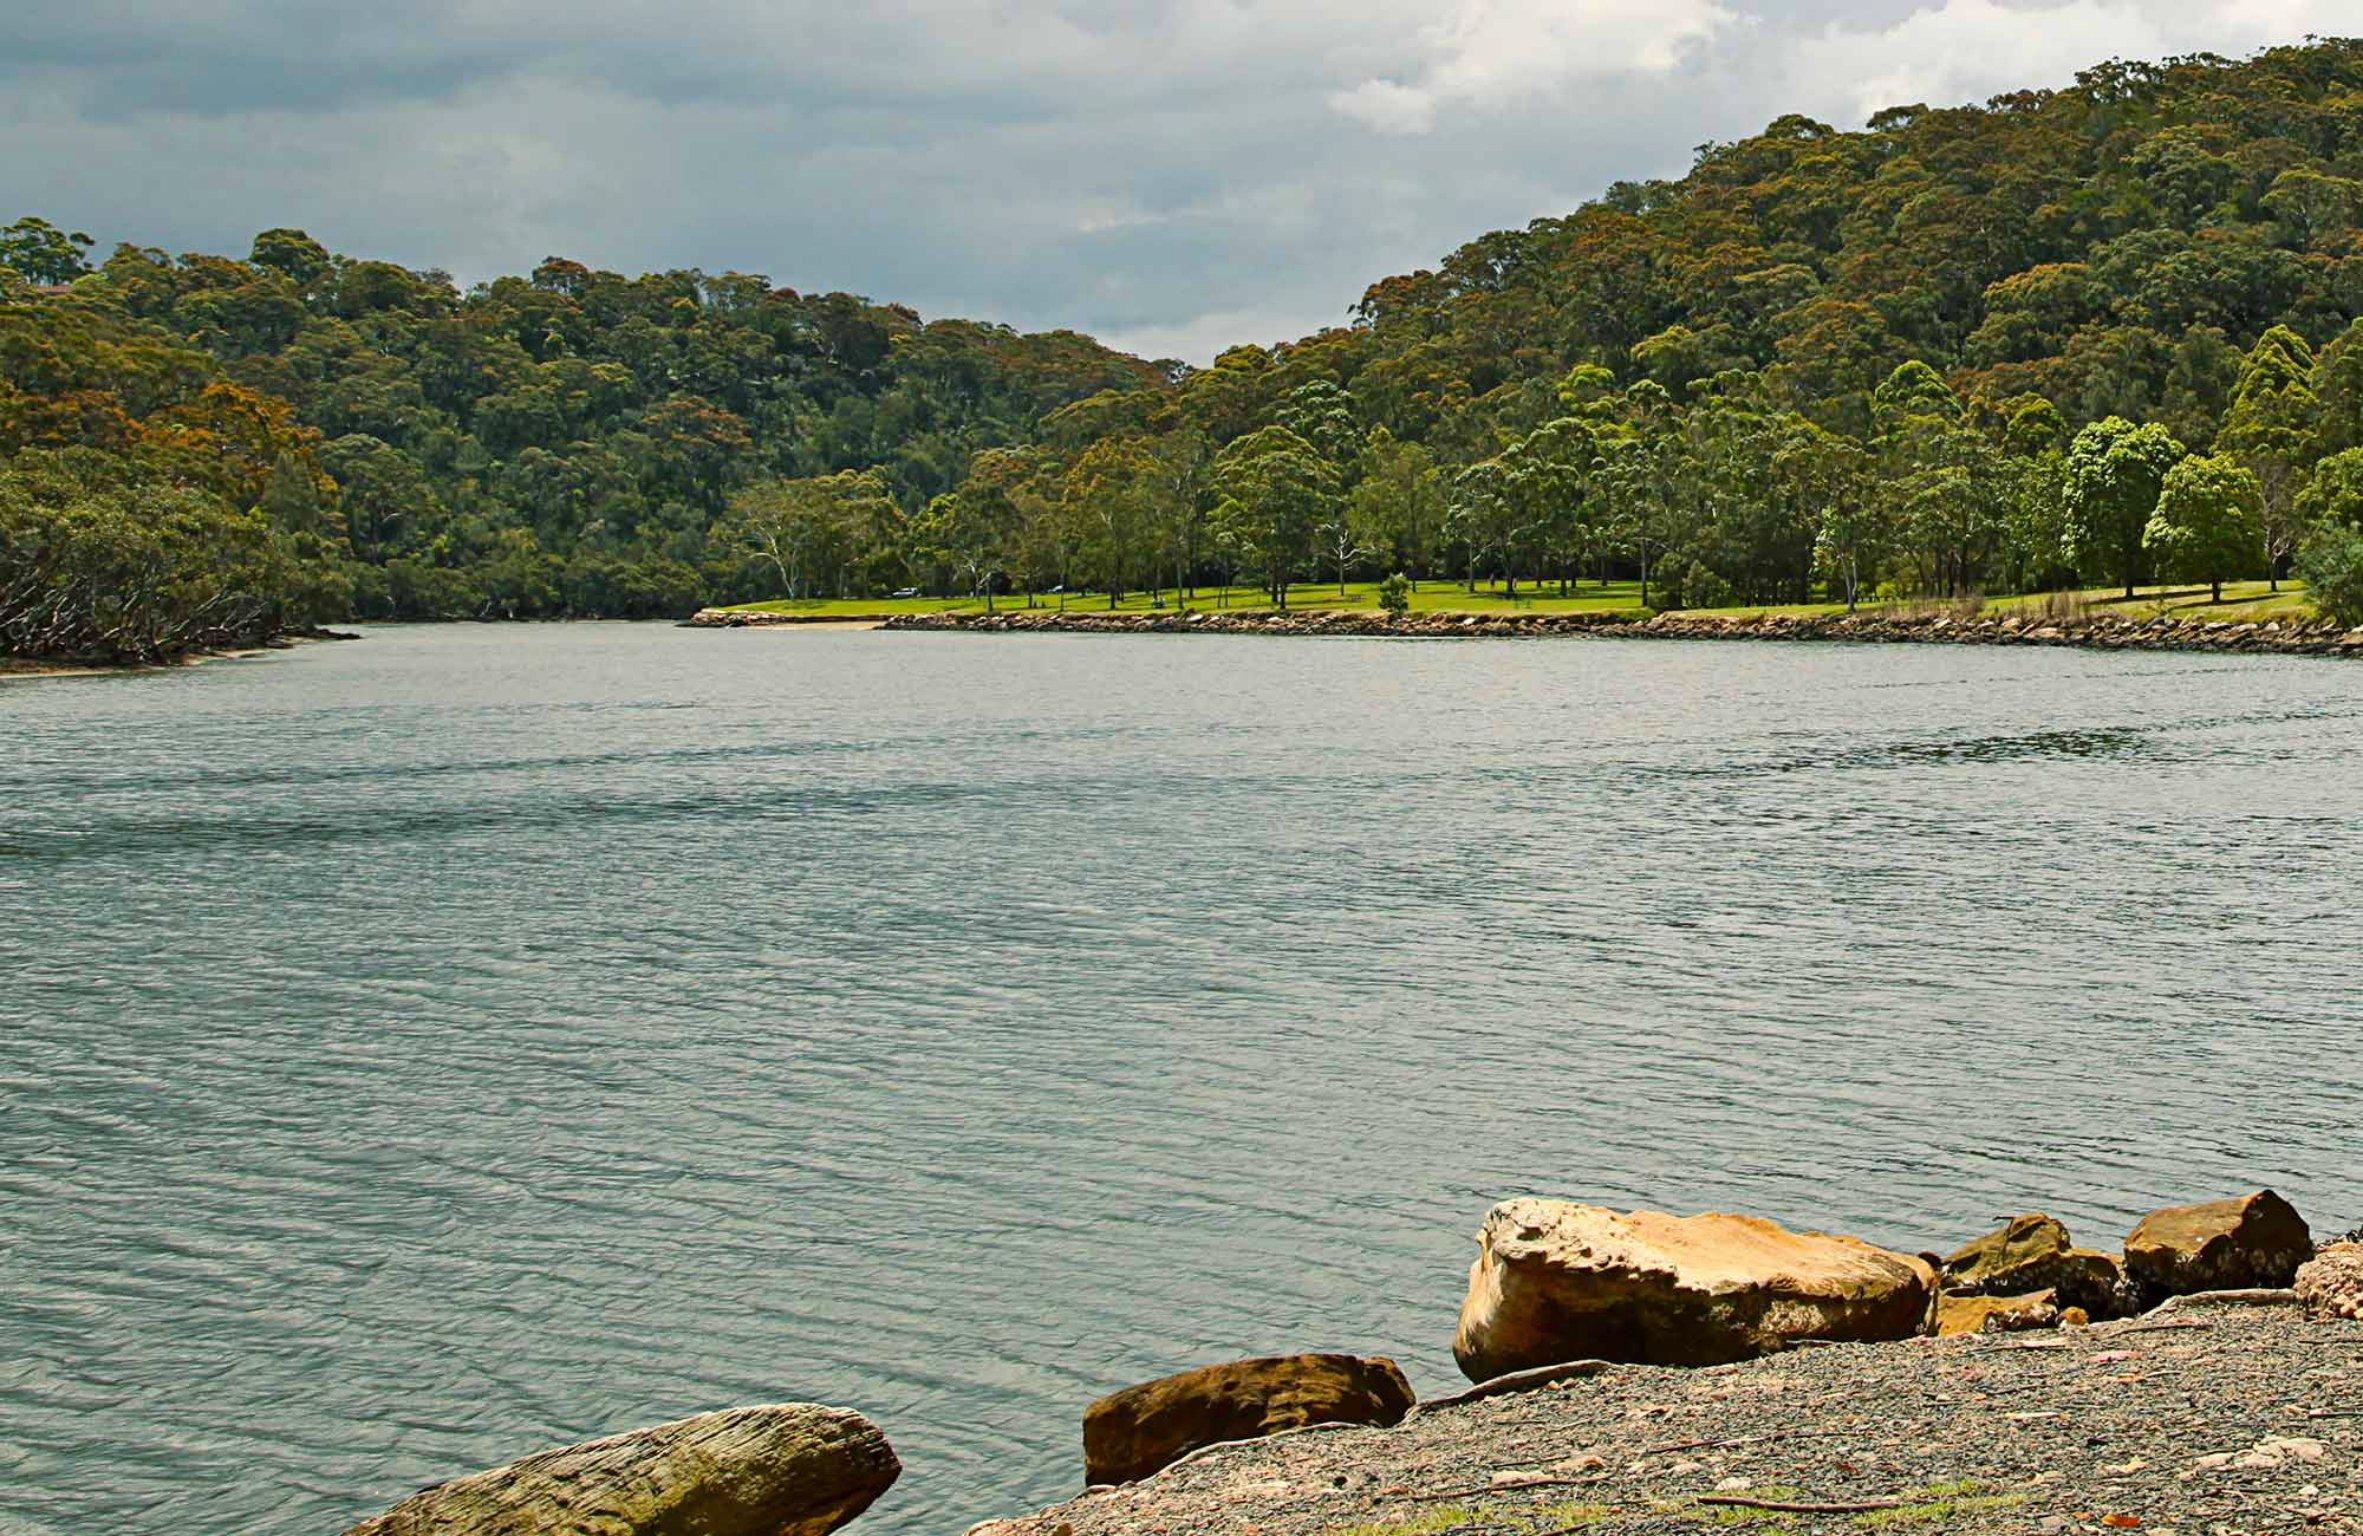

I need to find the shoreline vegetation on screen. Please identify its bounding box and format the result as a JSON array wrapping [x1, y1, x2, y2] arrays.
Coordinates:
[[0, 627, 355, 681], [17, 43, 2363, 663], [686, 578, 2363, 659], [335, 1191, 2363, 1536]]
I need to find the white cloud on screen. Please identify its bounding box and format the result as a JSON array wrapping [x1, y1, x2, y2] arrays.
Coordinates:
[[1098, 301, 1345, 364], [1790, 0, 2360, 125], [1329, 78, 1438, 135], [1331, 0, 1738, 137]]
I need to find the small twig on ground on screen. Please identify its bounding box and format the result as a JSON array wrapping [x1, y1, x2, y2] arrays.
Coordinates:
[[1699, 1495, 1903, 1514], [1400, 1475, 1608, 1503], [2117, 1320, 2215, 1336]]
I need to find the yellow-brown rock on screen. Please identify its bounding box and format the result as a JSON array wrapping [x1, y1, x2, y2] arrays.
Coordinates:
[[1081, 1354, 1415, 1487], [1936, 1289, 2061, 1336], [342, 1404, 899, 1536], [1452, 1199, 1937, 1378], [1941, 1214, 2127, 1318], [2124, 1191, 2312, 1302]]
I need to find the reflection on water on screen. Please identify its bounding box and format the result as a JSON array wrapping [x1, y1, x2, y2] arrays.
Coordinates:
[[4, 624, 2360, 1535]]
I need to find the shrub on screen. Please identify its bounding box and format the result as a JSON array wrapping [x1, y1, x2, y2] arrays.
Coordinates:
[[1679, 560, 1737, 610], [2297, 522, 2363, 627], [1376, 571, 1411, 617]]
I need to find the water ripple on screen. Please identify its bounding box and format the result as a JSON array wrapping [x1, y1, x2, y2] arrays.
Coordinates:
[[3, 624, 2360, 1536]]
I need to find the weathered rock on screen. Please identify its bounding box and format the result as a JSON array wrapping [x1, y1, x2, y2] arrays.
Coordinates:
[[1452, 1200, 1937, 1378], [343, 1403, 900, 1536], [2124, 1191, 2312, 1302], [1935, 1288, 2060, 1337], [1941, 1214, 2129, 1318], [1081, 1354, 1414, 1487], [2294, 1242, 2363, 1322]]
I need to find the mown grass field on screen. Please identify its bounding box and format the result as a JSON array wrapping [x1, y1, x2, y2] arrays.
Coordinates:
[[722, 577, 2323, 623], [722, 578, 1649, 617], [1683, 579, 2317, 623]]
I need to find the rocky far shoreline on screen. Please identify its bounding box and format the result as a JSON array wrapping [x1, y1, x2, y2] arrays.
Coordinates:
[[335, 1191, 2363, 1536], [686, 603, 2363, 658], [0, 627, 360, 680]]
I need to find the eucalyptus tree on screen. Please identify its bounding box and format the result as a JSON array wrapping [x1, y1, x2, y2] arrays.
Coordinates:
[[1063, 434, 1159, 607], [2296, 448, 2363, 534], [1444, 456, 1515, 594], [1145, 428, 1211, 604], [733, 469, 895, 598], [1210, 425, 1335, 608], [1503, 416, 1599, 594], [1594, 416, 1676, 609], [1276, 380, 1364, 483], [911, 490, 1017, 611], [1348, 429, 1445, 588], [0, 216, 94, 284], [2216, 325, 2320, 588], [2144, 453, 2263, 602], [1859, 362, 2003, 597], [2063, 418, 2189, 597]]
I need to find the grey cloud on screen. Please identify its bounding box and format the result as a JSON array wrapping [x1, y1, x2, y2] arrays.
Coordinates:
[[0, 0, 2339, 363]]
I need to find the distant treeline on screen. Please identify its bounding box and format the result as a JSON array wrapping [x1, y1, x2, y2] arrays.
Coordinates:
[[12, 39, 2363, 660], [0, 218, 1161, 658]]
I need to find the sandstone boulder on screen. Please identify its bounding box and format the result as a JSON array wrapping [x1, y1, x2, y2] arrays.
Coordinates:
[[2124, 1191, 2312, 1302], [1452, 1200, 1936, 1378], [343, 1404, 899, 1536], [2295, 1243, 2363, 1322], [1936, 1288, 2060, 1337], [1082, 1353, 1414, 1487], [1941, 1214, 2129, 1318]]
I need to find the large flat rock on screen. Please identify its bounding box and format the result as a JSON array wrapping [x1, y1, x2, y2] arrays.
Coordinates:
[[1454, 1199, 1936, 1377]]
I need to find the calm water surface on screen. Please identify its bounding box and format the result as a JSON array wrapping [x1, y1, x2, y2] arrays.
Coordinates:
[[5, 624, 2361, 1535]]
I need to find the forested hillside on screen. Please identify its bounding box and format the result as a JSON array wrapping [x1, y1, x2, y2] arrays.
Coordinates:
[[899, 38, 2363, 621], [15, 38, 2363, 660], [0, 219, 1163, 654]]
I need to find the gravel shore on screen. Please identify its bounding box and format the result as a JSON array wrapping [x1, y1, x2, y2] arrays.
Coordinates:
[[973, 1297, 2360, 1536]]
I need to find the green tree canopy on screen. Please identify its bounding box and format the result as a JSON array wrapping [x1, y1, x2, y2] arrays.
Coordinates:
[[2145, 453, 2263, 601], [1211, 425, 1335, 608], [2063, 417, 2189, 596]]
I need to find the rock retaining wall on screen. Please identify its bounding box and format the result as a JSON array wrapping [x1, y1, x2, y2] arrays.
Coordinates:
[[851, 606, 2363, 656]]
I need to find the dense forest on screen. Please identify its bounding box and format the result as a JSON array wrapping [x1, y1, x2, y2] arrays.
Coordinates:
[[14, 38, 2363, 660], [0, 218, 1162, 658]]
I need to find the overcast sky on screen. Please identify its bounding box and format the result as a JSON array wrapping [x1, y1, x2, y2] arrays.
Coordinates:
[[2, 0, 2352, 362]]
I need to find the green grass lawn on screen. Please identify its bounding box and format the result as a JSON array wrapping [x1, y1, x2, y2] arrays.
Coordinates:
[[1681, 579, 2319, 624], [721, 577, 1648, 618], [721, 576, 2324, 624]]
